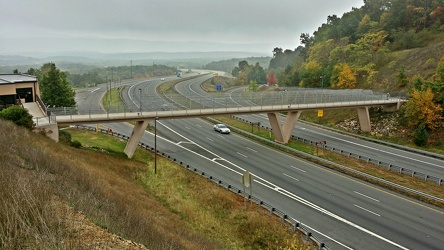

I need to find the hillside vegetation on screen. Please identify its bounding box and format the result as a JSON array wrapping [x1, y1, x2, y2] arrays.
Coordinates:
[[0, 120, 312, 250], [270, 0, 444, 90], [265, 1, 444, 148]]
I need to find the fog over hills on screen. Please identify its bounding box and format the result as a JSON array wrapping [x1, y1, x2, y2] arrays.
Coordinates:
[[0, 49, 271, 74]]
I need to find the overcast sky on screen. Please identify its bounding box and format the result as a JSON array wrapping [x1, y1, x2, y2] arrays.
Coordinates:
[[1, 0, 364, 55]]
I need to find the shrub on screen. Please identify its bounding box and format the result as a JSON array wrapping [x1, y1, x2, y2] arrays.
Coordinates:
[[70, 140, 82, 148], [0, 105, 34, 129], [59, 130, 72, 144], [413, 123, 429, 147]]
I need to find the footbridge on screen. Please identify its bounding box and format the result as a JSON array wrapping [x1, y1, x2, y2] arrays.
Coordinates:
[[39, 89, 405, 158]]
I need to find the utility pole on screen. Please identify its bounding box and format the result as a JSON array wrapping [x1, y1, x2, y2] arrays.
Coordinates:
[[138, 88, 142, 113], [130, 60, 132, 79], [154, 117, 158, 174], [320, 75, 324, 89], [109, 80, 112, 102]]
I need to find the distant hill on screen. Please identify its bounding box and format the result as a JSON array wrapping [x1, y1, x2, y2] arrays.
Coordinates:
[[0, 51, 269, 74]]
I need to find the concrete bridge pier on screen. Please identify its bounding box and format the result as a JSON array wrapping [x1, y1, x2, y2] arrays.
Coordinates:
[[357, 107, 371, 132], [124, 119, 150, 158], [268, 111, 301, 144]]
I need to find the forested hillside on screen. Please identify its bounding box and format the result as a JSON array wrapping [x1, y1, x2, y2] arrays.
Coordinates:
[[270, 0, 444, 91], [267, 0, 444, 148], [204, 57, 271, 74]]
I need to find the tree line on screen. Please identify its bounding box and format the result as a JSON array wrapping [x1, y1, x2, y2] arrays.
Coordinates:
[[13, 63, 178, 108]]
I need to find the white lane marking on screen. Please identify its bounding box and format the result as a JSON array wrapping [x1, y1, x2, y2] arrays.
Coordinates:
[[246, 147, 257, 153], [185, 126, 190, 130], [90, 88, 100, 93], [300, 126, 443, 169], [196, 124, 202, 128], [177, 141, 194, 145], [237, 152, 248, 158], [283, 173, 299, 181], [354, 204, 381, 217], [354, 191, 380, 202], [253, 178, 407, 249], [290, 165, 306, 173], [207, 138, 214, 142], [159, 121, 408, 250]]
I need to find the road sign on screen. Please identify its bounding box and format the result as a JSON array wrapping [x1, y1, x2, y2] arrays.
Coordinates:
[[216, 85, 222, 91], [317, 109, 324, 117], [242, 171, 252, 187]]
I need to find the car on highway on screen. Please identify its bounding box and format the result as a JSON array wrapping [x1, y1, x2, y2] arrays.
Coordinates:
[[213, 124, 230, 134], [161, 78, 165, 81], [161, 104, 170, 110]]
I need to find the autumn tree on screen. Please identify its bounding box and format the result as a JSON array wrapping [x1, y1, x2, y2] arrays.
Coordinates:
[[331, 63, 357, 89], [402, 88, 443, 130], [267, 72, 277, 85], [298, 61, 326, 87]]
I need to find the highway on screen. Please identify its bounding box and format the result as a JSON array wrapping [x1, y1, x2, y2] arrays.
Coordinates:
[[176, 77, 444, 181], [75, 75, 444, 249]]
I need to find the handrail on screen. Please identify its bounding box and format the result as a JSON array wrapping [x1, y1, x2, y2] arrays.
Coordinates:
[[35, 94, 48, 116]]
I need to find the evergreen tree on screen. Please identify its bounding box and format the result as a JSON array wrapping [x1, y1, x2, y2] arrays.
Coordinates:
[[413, 123, 429, 147], [39, 63, 76, 107], [397, 67, 409, 87]]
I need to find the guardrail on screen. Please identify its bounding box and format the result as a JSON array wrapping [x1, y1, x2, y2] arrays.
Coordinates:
[[231, 116, 443, 186], [311, 142, 443, 185], [72, 125, 330, 250], [224, 118, 444, 205]]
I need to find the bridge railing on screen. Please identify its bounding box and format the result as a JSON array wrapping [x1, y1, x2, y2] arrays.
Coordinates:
[[50, 90, 401, 116]]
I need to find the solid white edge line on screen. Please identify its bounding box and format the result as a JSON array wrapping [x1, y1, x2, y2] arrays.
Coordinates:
[[157, 121, 408, 250]]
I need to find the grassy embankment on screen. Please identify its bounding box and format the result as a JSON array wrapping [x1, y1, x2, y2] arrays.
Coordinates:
[[0, 119, 314, 249]]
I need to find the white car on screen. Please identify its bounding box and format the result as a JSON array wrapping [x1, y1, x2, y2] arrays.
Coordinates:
[[213, 124, 230, 134]]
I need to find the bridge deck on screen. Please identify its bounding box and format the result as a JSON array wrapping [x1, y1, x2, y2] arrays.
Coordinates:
[[53, 99, 403, 125]]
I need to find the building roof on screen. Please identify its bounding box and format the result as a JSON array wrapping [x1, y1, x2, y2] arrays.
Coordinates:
[[0, 74, 37, 85]]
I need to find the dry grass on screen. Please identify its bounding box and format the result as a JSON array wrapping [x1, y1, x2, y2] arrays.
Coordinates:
[[0, 119, 313, 250]]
